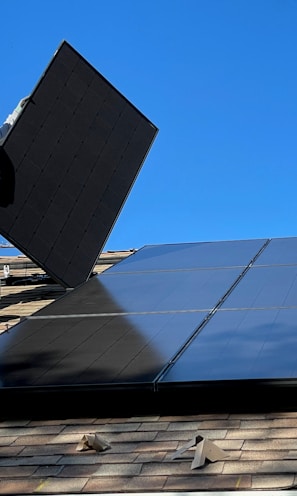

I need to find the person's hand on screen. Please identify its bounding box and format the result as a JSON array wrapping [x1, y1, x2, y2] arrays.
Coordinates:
[[20, 96, 30, 107], [15, 96, 30, 113]]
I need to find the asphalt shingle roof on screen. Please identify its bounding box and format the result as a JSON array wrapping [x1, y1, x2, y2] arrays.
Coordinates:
[[1, 252, 297, 494], [2, 413, 297, 494]]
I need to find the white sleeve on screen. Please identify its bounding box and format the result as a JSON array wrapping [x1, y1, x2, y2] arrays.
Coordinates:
[[0, 97, 30, 142], [4, 109, 19, 126], [0, 122, 11, 140]]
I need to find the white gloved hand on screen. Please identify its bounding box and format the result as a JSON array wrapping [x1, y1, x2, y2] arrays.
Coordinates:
[[4, 96, 30, 126], [15, 95, 30, 114]]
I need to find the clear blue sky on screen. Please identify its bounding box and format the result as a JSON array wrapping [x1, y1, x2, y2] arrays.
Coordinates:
[[1, 0, 297, 253]]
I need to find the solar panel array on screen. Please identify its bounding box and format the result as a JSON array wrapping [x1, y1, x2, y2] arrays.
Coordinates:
[[0, 41, 158, 288], [1, 237, 297, 415], [1, 41, 296, 416]]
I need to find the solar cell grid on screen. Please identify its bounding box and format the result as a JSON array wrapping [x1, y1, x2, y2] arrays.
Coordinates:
[[0, 40, 158, 288]]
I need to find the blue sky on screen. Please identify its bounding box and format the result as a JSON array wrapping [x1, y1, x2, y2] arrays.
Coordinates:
[[1, 0, 297, 254]]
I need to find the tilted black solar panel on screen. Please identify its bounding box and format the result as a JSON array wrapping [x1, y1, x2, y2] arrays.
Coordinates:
[[0, 40, 158, 288]]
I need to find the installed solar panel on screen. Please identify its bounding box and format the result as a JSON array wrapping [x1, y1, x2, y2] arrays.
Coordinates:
[[108, 238, 267, 272], [254, 237, 297, 265], [2, 238, 297, 416], [0, 41, 158, 288], [160, 308, 297, 382], [160, 237, 297, 391]]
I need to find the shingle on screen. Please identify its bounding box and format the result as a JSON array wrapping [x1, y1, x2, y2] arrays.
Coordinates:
[[226, 428, 270, 439], [124, 475, 167, 491], [240, 419, 274, 428], [0, 479, 44, 494], [167, 421, 201, 430], [286, 450, 297, 458], [243, 439, 297, 450], [93, 422, 142, 432], [140, 460, 224, 476], [105, 431, 157, 442], [48, 433, 83, 444], [270, 427, 297, 438], [29, 418, 97, 426], [83, 476, 136, 492], [0, 455, 62, 467], [58, 465, 97, 477], [267, 412, 297, 418], [56, 454, 102, 465], [60, 452, 137, 464], [128, 415, 161, 422], [0, 436, 17, 445], [19, 444, 76, 456], [0, 446, 23, 456], [0, 426, 63, 437], [165, 474, 252, 490], [33, 465, 63, 477], [33, 477, 88, 493], [136, 440, 179, 452], [61, 425, 106, 434], [215, 439, 244, 450], [13, 434, 61, 446], [156, 429, 227, 441], [136, 452, 167, 463], [251, 474, 295, 489], [160, 413, 229, 421], [260, 460, 297, 472], [241, 450, 288, 460], [196, 419, 241, 429], [230, 413, 269, 420], [92, 463, 142, 476], [137, 422, 170, 431], [271, 418, 297, 427], [0, 466, 38, 477], [0, 420, 30, 427], [222, 460, 265, 474], [99, 442, 139, 453]]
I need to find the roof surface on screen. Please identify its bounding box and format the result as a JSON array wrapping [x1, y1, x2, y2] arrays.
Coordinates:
[[1, 251, 297, 494], [2, 412, 297, 494]]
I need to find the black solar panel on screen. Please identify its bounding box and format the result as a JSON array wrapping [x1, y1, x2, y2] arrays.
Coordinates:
[[161, 308, 297, 382], [0, 41, 158, 288], [2, 238, 297, 417], [108, 238, 267, 272]]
